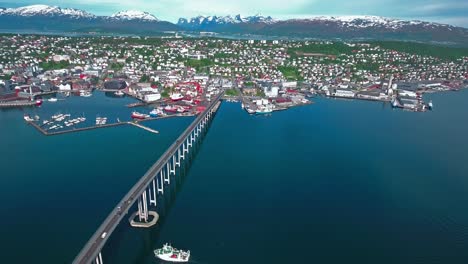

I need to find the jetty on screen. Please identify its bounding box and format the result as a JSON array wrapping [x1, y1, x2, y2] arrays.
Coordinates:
[[128, 122, 159, 134], [0, 101, 37, 108]]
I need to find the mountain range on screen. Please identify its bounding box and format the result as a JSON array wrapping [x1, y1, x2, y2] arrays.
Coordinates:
[[0, 5, 467, 46]]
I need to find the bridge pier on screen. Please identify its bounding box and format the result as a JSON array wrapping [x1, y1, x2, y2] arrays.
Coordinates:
[[158, 170, 164, 194], [187, 136, 192, 148], [149, 179, 157, 206], [94, 252, 103, 264], [170, 155, 176, 175], [165, 163, 171, 183], [130, 191, 159, 228], [182, 142, 188, 156], [176, 148, 181, 166]]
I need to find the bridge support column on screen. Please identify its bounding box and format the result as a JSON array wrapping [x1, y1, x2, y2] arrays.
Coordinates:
[[181, 142, 187, 157], [137, 192, 149, 222], [158, 170, 164, 194], [176, 148, 181, 166], [94, 252, 103, 264], [149, 179, 157, 206], [130, 191, 159, 228], [170, 155, 176, 175], [187, 136, 192, 148], [165, 163, 170, 184]]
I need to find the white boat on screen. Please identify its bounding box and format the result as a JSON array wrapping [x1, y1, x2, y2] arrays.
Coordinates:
[[23, 114, 34, 122], [48, 97, 58, 102], [256, 104, 273, 114], [80, 90, 92, 97], [154, 244, 190, 263], [428, 100, 434, 110], [170, 93, 184, 101], [114, 90, 125, 97]]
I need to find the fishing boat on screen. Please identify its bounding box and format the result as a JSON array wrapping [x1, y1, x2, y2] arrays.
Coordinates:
[[170, 93, 184, 102], [131, 112, 150, 119], [35, 100, 43, 106], [154, 244, 190, 263], [164, 105, 179, 113]]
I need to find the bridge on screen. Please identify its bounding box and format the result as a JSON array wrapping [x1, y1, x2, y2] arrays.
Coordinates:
[[73, 92, 224, 264]]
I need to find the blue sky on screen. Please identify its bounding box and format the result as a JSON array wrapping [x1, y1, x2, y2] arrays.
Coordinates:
[[1, 0, 467, 27]]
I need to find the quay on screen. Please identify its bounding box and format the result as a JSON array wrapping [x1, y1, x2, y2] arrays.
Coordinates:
[[0, 100, 37, 108], [72, 92, 224, 264]]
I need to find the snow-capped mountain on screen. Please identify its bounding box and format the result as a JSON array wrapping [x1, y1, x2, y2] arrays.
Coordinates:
[[0, 5, 177, 34], [178, 14, 274, 28], [110, 10, 159, 21], [177, 14, 468, 46], [0, 4, 95, 19]]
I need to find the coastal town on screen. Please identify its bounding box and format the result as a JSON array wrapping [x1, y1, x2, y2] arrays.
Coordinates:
[[1, 34, 467, 126]]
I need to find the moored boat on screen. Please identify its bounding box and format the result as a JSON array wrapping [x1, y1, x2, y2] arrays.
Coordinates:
[[131, 111, 150, 119], [48, 97, 58, 102], [164, 105, 179, 113], [154, 243, 190, 263], [114, 90, 125, 97], [256, 104, 273, 114]]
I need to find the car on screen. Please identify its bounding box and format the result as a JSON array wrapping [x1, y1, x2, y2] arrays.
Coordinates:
[[101, 232, 107, 239]]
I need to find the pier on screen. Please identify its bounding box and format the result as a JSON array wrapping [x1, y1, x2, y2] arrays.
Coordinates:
[[72, 92, 224, 264], [0, 100, 37, 108], [128, 122, 159, 134]]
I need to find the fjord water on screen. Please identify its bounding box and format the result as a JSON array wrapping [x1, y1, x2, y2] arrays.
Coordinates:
[[1, 90, 468, 263]]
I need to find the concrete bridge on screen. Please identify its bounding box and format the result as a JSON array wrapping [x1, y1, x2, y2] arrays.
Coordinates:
[[72, 92, 224, 264]]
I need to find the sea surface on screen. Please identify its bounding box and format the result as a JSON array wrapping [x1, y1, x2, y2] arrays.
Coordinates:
[[1, 90, 468, 264]]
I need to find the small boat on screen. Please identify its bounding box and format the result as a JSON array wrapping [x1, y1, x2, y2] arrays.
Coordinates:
[[131, 112, 150, 119], [80, 90, 92, 97], [164, 105, 179, 113], [170, 93, 184, 102], [23, 114, 34, 122], [114, 90, 125, 97], [154, 243, 190, 263], [48, 98, 58, 102], [428, 100, 433, 110], [35, 100, 43, 106], [149, 109, 159, 117]]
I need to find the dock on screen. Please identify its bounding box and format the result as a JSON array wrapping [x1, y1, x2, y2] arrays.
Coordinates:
[[128, 122, 159, 134], [0, 101, 37, 108]]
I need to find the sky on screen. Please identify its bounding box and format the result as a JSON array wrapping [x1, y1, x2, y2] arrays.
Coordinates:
[[1, 0, 467, 27]]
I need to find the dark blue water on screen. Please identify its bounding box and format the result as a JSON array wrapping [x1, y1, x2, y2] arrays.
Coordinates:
[[1, 90, 468, 263]]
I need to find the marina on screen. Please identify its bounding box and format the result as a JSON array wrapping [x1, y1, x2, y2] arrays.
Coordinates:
[[26, 113, 194, 136]]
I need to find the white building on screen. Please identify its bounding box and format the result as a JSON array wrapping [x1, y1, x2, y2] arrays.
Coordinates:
[[144, 93, 161, 102]]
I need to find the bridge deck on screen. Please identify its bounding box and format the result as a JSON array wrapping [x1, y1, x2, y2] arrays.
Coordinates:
[[72, 92, 224, 264]]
